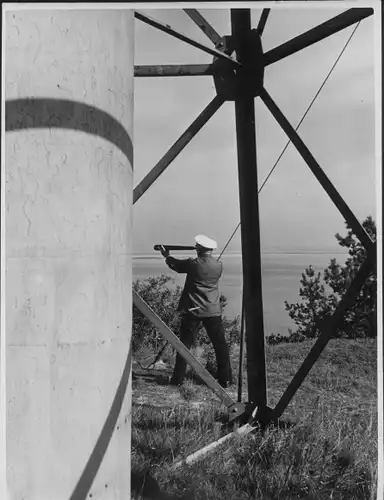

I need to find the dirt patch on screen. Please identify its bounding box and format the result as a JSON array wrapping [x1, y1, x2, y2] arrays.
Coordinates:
[[132, 359, 239, 413]]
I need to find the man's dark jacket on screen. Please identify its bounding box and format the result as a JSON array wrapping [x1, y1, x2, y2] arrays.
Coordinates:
[[165, 255, 223, 318]]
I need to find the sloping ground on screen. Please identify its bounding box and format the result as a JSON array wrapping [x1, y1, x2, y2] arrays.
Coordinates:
[[265, 338, 377, 421], [132, 360, 236, 413], [133, 338, 377, 420], [132, 339, 378, 500]]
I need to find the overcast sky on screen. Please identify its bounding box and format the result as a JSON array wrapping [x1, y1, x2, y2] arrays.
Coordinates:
[[132, 6, 376, 255]]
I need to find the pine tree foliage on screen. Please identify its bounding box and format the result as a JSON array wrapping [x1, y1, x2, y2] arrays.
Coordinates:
[[284, 216, 376, 340], [284, 266, 333, 338]]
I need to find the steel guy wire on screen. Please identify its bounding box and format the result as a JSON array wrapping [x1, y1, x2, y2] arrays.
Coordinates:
[[218, 21, 362, 262]]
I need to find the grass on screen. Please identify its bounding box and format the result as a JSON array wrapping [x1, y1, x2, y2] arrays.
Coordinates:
[[131, 338, 377, 499]]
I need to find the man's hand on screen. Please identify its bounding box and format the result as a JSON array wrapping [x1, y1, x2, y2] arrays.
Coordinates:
[[159, 245, 170, 258]]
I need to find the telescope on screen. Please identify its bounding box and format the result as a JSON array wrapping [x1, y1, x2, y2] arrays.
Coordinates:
[[153, 244, 196, 252]]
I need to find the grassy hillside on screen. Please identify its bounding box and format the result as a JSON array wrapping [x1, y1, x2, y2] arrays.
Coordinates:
[[131, 339, 377, 500]]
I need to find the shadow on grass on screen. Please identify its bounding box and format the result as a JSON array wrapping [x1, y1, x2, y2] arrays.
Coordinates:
[[132, 440, 175, 463], [131, 469, 192, 500], [132, 413, 199, 432]]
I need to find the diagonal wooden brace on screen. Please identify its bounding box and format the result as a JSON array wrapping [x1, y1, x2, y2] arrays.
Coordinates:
[[256, 9, 270, 37], [132, 290, 245, 421], [263, 8, 373, 66], [133, 95, 224, 204], [134, 11, 240, 66], [273, 247, 376, 420], [183, 9, 223, 46], [259, 87, 374, 252]]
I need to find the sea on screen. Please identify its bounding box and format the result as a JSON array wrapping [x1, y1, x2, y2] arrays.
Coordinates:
[[132, 252, 348, 336]]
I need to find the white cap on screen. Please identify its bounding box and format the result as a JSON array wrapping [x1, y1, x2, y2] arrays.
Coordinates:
[[194, 234, 217, 250]]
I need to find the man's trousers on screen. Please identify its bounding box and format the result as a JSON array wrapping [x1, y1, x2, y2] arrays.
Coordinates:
[[171, 313, 233, 386]]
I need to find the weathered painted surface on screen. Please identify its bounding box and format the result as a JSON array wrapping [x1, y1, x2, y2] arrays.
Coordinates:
[[5, 8, 133, 500]]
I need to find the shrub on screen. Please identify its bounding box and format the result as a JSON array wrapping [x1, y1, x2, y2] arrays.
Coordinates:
[[132, 274, 240, 355], [284, 216, 376, 341]]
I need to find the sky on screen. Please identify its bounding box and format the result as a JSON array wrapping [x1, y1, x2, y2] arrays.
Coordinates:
[[133, 6, 377, 256]]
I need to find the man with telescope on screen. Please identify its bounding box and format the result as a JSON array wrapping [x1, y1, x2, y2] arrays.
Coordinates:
[[158, 235, 233, 388]]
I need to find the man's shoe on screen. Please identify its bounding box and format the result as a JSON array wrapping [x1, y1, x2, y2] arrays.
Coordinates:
[[219, 380, 233, 389], [169, 376, 183, 387]]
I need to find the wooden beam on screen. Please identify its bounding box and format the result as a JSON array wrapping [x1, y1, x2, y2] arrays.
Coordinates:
[[132, 291, 244, 420], [133, 95, 224, 204], [273, 249, 375, 419], [135, 11, 240, 66], [231, 9, 267, 409], [172, 419, 257, 470], [259, 87, 374, 252], [134, 64, 214, 77], [264, 8, 373, 66], [184, 9, 222, 46], [256, 8, 270, 37], [237, 295, 246, 403]]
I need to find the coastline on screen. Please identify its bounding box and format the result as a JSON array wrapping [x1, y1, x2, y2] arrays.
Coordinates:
[[132, 252, 349, 336]]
